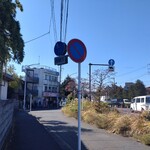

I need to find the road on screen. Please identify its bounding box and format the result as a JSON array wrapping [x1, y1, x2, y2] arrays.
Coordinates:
[[29, 109, 150, 150]]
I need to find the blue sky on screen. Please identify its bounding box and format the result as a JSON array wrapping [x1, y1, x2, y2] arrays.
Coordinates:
[[13, 0, 150, 87]]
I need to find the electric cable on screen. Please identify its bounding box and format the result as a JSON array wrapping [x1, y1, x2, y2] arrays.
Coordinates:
[[25, 32, 50, 44], [64, 0, 69, 42]]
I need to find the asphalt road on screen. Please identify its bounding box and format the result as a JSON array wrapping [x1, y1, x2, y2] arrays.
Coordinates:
[[29, 109, 150, 150]]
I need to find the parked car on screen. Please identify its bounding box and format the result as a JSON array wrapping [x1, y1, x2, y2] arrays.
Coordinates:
[[59, 99, 67, 107], [107, 99, 124, 107]]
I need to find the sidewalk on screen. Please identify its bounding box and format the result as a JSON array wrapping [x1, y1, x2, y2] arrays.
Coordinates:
[[5, 110, 61, 150], [6, 109, 150, 150], [30, 109, 150, 150]]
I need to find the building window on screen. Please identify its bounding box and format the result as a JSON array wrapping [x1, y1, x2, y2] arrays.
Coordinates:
[[49, 86, 51, 92], [45, 74, 48, 80], [49, 75, 52, 81], [45, 86, 48, 91]]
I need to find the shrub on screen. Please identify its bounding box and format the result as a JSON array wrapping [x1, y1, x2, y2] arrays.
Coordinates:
[[139, 134, 150, 145], [130, 116, 150, 137], [62, 99, 78, 118], [106, 112, 120, 130], [140, 111, 150, 121], [82, 109, 98, 124], [111, 115, 131, 136], [95, 114, 108, 129]]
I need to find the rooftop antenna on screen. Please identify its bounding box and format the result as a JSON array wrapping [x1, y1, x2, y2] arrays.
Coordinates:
[[38, 56, 40, 65]]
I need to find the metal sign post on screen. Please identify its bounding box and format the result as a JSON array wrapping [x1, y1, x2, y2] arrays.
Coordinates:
[[30, 94, 32, 112], [78, 63, 81, 150], [67, 38, 87, 150]]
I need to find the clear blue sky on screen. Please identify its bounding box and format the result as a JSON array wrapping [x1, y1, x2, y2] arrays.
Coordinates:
[[13, 0, 150, 87]]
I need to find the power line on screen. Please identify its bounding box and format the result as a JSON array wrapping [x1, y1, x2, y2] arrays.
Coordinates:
[[25, 32, 50, 44], [117, 65, 147, 77]]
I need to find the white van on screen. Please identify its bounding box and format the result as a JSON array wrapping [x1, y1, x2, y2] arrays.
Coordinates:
[[130, 95, 150, 111]]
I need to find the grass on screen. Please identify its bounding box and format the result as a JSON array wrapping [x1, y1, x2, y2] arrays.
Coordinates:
[[62, 100, 150, 146]]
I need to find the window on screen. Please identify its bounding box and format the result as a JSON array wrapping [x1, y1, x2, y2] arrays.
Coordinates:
[[131, 99, 135, 103], [146, 97, 150, 103], [49, 75, 52, 81], [45, 74, 48, 80], [49, 87, 51, 92], [141, 98, 144, 103], [52, 87, 55, 92], [136, 98, 140, 103], [45, 86, 47, 91]]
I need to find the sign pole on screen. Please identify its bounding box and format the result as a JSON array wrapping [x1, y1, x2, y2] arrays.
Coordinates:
[[78, 63, 81, 150]]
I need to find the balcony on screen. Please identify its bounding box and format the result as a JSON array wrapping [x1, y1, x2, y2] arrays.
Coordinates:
[[26, 76, 39, 83], [26, 88, 38, 96]]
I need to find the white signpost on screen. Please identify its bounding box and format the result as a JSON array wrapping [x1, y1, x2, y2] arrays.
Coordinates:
[[67, 39, 87, 150]]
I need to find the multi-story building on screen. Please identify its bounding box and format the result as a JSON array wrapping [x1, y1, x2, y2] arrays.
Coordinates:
[[23, 65, 59, 108]]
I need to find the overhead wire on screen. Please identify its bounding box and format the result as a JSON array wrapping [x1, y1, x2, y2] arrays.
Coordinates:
[[64, 0, 69, 42], [25, 32, 50, 44], [59, 0, 69, 42], [116, 65, 147, 77], [60, 0, 64, 41], [25, 0, 53, 44], [25, 1, 69, 45], [50, 0, 58, 43]]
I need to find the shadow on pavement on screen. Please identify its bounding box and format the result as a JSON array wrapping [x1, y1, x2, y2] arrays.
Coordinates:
[[39, 120, 91, 150], [5, 110, 62, 150]]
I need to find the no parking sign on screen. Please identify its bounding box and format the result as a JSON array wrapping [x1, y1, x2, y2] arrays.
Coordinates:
[[67, 39, 87, 63]]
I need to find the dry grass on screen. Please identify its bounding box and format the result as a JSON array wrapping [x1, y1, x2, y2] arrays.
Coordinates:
[[62, 100, 150, 145]]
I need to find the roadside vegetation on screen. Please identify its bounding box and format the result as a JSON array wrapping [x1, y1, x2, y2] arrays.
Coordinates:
[[62, 99, 150, 146]]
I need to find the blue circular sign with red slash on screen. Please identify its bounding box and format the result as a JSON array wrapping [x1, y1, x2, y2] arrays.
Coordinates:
[[67, 39, 87, 63]]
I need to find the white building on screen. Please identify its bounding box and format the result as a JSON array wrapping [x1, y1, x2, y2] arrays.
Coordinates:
[[23, 65, 59, 107]]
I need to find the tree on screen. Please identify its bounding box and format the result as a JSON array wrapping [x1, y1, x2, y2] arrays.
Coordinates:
[[60, 76, 77, 99], [92, 69, 111, 102], [124, 80, 146, 99], [0, 0, 24, 82], [7, 64, 23, 99], [134, 80, 146, 96]]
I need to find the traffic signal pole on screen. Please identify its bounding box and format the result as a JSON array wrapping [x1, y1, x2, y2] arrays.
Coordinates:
[[89, 63, 109, 101]]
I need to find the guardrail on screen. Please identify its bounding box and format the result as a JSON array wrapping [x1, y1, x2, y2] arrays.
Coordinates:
[[0, 100, 15, 150]]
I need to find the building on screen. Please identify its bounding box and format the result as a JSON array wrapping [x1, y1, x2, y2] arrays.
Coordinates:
[[124, 82, 134, 90], [23, 65, 59, 108], [0, 73, 13, 100]]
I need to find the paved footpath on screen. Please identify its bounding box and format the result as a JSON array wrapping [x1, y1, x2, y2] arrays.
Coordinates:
[[29, 109, 150, 150], [5, 110, 61, 150]]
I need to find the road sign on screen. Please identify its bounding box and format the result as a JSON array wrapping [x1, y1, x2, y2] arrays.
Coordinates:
[[54, 41, 67, 56], [108, 59, 115, 66], [108, 66, 114, 72], [54, 55, 68, 65], [67, 39, 87, 63]]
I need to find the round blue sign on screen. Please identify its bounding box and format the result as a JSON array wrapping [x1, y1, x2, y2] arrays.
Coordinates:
[[67, 39, 87, 63], [54, 41, 67, 56], [108, 59, 115, 66]]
